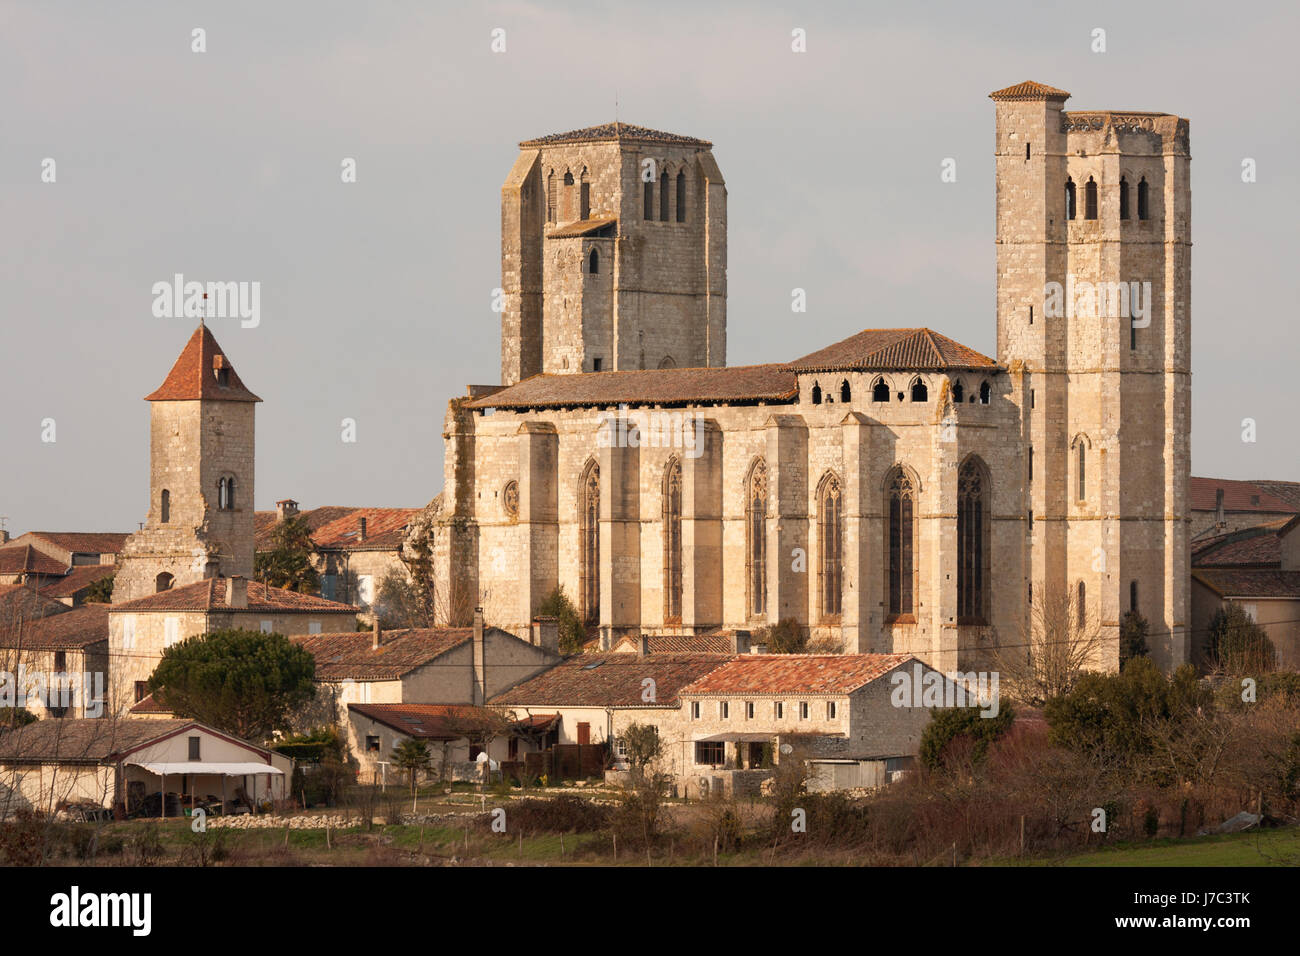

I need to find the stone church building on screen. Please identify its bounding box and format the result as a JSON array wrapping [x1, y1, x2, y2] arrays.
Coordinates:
[[415, 80, 1193, 674]]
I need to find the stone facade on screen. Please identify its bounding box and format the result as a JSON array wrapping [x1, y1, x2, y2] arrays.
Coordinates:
[[422, 83, 1193, 675]]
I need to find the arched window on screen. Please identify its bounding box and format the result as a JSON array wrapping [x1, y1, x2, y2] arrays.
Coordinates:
[[563, 171, 574, 186], [978, 381, 991, 405], [817, 473, 843, 619], [663, 458, 683, 623], [1075, 439, 1087, 501], [1119, 177, 1130, 219], [1137, 177, 1150, 220], [579, 461, 600, 624], [547, 171, 557, 223], [871, 378, 890, 402], [951, 380, 964, 404], [1130, 579, 1139, 614], [659, 170, 670, 221], [910, 378, 928, 402], [887, 470, 915, 617], [811, 382, 822, 405], [588, 248, 599, 274], [957, 458, 988, 624], [155, 572, 174, 593], [676, 171, 686, 222], [160, 489, 170, 524], [643, 178, 654, 220], [1065, 178, 1077, 220], [1077, 581, 1087, 630], [1084, 176, 1098, 220], [217, 476, 235, 510], [840, 380, 851, 403], [658, 355, 676, 369], [746, 460, 768, 618], [579, 168, 590, 220]]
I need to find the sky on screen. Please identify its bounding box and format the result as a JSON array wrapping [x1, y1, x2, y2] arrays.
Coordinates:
[[2, 0, 1297, 534]]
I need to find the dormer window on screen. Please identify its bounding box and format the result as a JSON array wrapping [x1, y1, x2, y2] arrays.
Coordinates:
[[213, 354, 230, 387]]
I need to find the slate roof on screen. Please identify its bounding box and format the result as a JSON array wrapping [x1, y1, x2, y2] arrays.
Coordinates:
[[490, 653, 732, 708], [292, 628, 483, 681], [111, 577, 357, 613], [1192, 569, 1300, 599], [0, 603, 109, 650], [467, 364, 798, 410], [788, 328, 998, 373], [1189, 477, 1296, 514], [144, 324, 261, 403], [38, 565, 115, 600], [989, 81, 1071, 101], [347, 703, 510, 740], [0, 546, 67, 576], [254, 506, 420, 552], [520, 123, 711, 147], [680, 653, 916, 696]]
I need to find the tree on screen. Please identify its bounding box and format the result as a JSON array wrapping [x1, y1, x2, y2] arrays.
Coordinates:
[[254, 516, 320, 594], [83, 575, 115, 604], [919, 705, 1015, 772], [537, 586, 584, 654], [991, 581, 1108, 706], [374, 569, 423, 629], [146, 628, 317, 741], [1208, 601, 1276, 676], [758, 618, 806, 654], [390, 738, 432, 796], [619, 722, 662, 781], [1119, 610, 1149, 666]]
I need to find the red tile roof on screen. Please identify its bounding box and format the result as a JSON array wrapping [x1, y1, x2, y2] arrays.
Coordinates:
[[111, 577, 357, 613], [0, 719, 201, 762], [1251, 480, 1300, 511], [254, 506, 420, 551], [38, 565, 115, 599], [467, 364, 798, 410], [1192, 520, 1289, 568], [347, 703, 507, 740], [788, 328, 998, 373], [0, 584, 71, 621], [0, 604, 110, 650], [0, 546, 67, 576], [520, 123, 711, 148], [1189, 477, 1296, 514], [292, 628, 479, 680], [681, 653, 916, 696], [19, 532, 129, 556], [989, 81, 1071, 101], [129, 692, 173, 715], [1192, 569, 1300, 599], [613, 634, 735, 654], [490, 653, 733, 708], [143, 324, 261, 403]]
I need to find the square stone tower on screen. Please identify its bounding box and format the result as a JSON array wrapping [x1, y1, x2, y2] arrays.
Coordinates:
[[113, 322, 261, 602], [992, 81, 1191, 669], [500, 122, 727, 384]]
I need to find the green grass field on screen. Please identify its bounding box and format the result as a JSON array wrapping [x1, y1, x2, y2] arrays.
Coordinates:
[[1021, 828, 1298, 867]]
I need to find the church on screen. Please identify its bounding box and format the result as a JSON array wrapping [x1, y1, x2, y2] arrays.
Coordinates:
[[415, 80, 1193, 675]]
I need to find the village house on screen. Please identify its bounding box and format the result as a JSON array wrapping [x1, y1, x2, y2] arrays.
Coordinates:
[[672, 653, 962, 794], [107, 575, 358, 716], [1190, 477, 1298, 541], [0, 604, 110, 719], [0, 718, 291, 819], [0, 532, 124, 606], [290, 611, 562, 769], [254, 500, 421, 617]]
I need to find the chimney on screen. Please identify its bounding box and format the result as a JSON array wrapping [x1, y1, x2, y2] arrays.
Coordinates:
[[598, 627, 612, 652], [276, 499, 299, 521], [0, 530, 8, 545], [733, 629, 751, 655], [372, 618, 382, 650], [472, 608, 487, 705], [228, 575, 248, 609], [531, 616, 559, 656], [638, 634, 650, 658], [357, 515, 367, 542]]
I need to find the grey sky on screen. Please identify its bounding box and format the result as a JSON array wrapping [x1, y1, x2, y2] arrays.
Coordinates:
[[2, 0, 1296, 533]]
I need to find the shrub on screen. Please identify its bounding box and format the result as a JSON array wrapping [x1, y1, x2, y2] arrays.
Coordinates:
[[537, 587, 585, 654], [486, 795, 611, 833], [919, 705, 1015, 772], [756, 618, 805, 654], [1208, 602, 1276, 675]]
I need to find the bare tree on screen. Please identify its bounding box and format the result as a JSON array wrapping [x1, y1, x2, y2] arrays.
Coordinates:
[[991, 580, 1109, 706]]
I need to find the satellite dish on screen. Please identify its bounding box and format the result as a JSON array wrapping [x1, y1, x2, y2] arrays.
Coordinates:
[[779, 744, 793, 755], [475, 752, 488, 763], [475, 753, 498, 770]]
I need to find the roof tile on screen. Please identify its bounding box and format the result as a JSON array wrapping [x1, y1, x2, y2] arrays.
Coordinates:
[[144, 324, 261, 403]]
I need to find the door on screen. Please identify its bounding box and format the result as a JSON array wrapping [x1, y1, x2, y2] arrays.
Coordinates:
[[577, 722, 591, 746]]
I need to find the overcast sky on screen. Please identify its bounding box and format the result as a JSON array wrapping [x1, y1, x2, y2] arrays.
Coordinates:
[[2, 0, 1296, 534]]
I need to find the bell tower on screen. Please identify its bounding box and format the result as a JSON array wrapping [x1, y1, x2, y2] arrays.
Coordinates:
[[114, 322, 261, 602]]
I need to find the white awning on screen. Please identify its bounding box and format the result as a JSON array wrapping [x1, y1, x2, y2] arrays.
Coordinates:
[[126, 761, 284, 776]]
